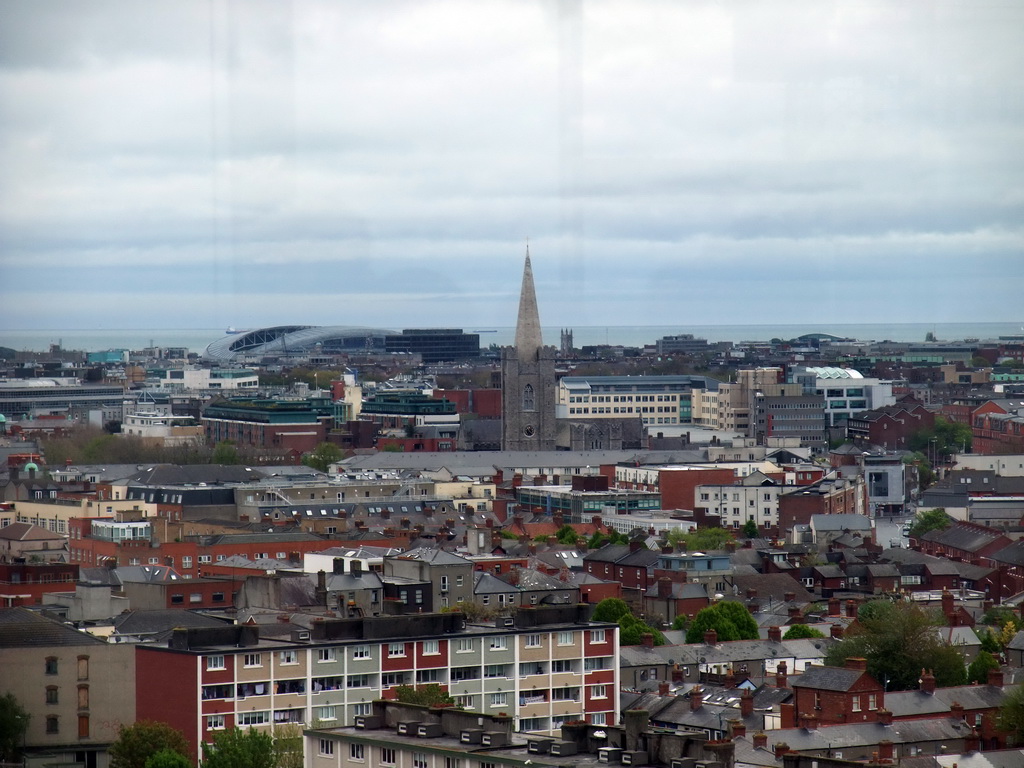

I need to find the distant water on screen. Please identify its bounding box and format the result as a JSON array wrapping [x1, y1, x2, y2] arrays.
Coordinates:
[[2, 322, 1022, 355]]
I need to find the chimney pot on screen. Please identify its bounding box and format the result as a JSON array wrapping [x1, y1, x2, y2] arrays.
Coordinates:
[[752, 732, 768, 749]]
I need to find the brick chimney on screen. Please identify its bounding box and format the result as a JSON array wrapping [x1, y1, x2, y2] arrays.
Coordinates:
[[788, 605, 802, 619], [845, 599, 858, 617], [845, 657, 868, 671], [658, 577, 673, 598], [704, 629, 718, 646], [920, 669, 936, 695], [728, 719, 746, 738], [658, 682, 670, 696], [830, 624, 844, 639], [642, 632, 654, 648], [988, 668, 1005, 687], [878, 739, 894, 760], [629, 539, 643, 552], [775, 661, 788, 689], [752, 732, 768, 749], [964, 729, 980, 753], [740, 689, 754, 717], [723, 669, 736, 689], [800, 713, 818, 730], [828, 597, 840, 616], [942, 589, 954, 617], [746, 588, 758, 599], [774, 742, 790, 758], [950, 701, 964, 719], [671, 664, 684, 683], [767, 625, 782, 643], [876, 709, 893, 726], [784, 591, 795, 603], [690, 686, 703, 711]]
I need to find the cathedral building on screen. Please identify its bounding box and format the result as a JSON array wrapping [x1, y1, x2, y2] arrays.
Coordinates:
[[501, 250, 557, 451]]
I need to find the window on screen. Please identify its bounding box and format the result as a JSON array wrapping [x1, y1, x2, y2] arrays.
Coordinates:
[[182, 556, 192, 569], [347, 674, 370, 688], [46, 687, 58, 705], [590, 712, 608, 725], [170, 594, 184, 605], [552, 659, 575, 673], [382, 672, 409, 687], [78, 685, 89, 710], [45, 657, 58, 675], [456, 638, 474, 653], [206, 714, 225, 730], [557, 631, 574, 646], [46, 716, 59, 734], [489, 637, 508, 650], [239, 711, 270, 725], [446, 758, 463, 768], [353, 702, 372, 717], [868, 694, 877, 710], [455, 695, 475, 709], [350, 743, 365, 761], [206, 655, 225, 670], [244, 653, 262, 667], [388, 643, 406, 657], [456, 575, 464, 587], [317, 648, 336, 662], [380, 747, 396, 765], [551, 687, 579, 701], [318, 739, 335, 757], [592, 685, 607, 699], [440, 576, 449, 592], [416, 669, 442, 683], [199, 555, 212, 563], [585, 657, 610, 671], [279, 650, 297, 665], [524, 634, 541, 648], [422, 640, 440, 655], [352, 645, 370, 660], [523, 384, 535, 411], [489, 692, 507, 707], [852, 695, 861, 712], [78, 715, 89, 739], [484, 664, 508, 678], [317, 706, 337, 721], [590, 629, 607, 643]]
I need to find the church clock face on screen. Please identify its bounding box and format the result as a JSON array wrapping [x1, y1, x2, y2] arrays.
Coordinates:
[[523, 424, 535, 437]]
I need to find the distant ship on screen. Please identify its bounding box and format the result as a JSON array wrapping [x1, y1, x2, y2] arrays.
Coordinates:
[[473, 329, 497, 333], [225, 327, 249, 334]]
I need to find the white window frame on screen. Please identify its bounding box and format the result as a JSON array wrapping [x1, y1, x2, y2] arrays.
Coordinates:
[[388, 643, 406, 657], [206, 655, 225, 670]]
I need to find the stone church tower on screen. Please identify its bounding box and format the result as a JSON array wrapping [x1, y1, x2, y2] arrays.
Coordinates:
[[501, 249, 557, 451]]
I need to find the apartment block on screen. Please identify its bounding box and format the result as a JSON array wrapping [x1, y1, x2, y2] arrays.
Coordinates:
[[556, 375, 719, 426], [135, 608, 619, 762]]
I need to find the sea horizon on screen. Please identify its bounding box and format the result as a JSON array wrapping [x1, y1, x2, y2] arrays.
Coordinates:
[[3, 321, 1023, 356]]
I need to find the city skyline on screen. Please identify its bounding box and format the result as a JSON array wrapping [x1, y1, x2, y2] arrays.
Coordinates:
[[1, 1, 1022, 332]]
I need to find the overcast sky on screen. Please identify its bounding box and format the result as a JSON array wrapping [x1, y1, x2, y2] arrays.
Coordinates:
[[1, 0, 1021, 331]]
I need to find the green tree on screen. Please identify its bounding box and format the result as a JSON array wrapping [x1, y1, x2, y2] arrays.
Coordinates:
[[686, 602, 759, 643], [824, 600, 966, 690], [783, 624, 827, 640], [909, 416, 973, 461], [997, 683, 1024, 745], [588, 529, 628, 549], [741, 519, 759, 539], [979, 627, 1002, 654], [110, 720, 191, 768], [619, 613, 666, 646], [592, 598, 632, 624], [555, 524, 582, 546], [967, 650, 1001, 685], [272, 723, 304, 768], [671, 614, 689, 631], [394, 684, 455, 707], [200, 727, 275, 768], [0, 692, 29, 764], [211, 441, 240, 465], [302, 442, 343, 472], [144, 749, 193, 768], [908, 508, 953, 539]]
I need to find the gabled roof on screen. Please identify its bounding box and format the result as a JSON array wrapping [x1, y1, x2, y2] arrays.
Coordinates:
[[113, 609, 230, 638], [129, 464, 264, 486], [395, 547, 472, 566], [791, 664, 876, 692], [921, 522, 1009, 554], [0, 522, 65, 541]]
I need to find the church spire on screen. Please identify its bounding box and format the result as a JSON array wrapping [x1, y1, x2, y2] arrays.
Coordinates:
[[514, 246, 543, 360]]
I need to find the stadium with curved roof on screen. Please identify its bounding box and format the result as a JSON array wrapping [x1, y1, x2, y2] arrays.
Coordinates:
[[203, 326, 395, 362]]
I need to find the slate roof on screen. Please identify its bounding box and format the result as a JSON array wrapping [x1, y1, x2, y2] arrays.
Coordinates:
[[885, 683, 1006, 718], [790, 664, 871, 692], [736, 716, 972, 753], [112, 609, 230, 639], [729, 573, 814, 604], [395, 547, 471, 566], [921, 522, 1008, 554], [0, 607, 105, 647], [810, 513, 872, 531], [991, 540, 1024, 567]]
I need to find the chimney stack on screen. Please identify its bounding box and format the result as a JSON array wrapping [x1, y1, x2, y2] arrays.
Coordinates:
[[728, 720, 746, 739], [828, 597, 840, 616], [642, 633, 654, 648], [878, 739, 894, 760], [658, 577, 673, 599], [773, 742, 790, 758], [740, 689, 754, 717], [830, 624, 844, 639], [752, 732, 768, 749], [876, 709, 893, 726], [964, 730, 980, 753], [988, 668, 1005, 687], [950, 701, 965, 719], [775, 661, 788, 689], [704, 629, 718, 646], [658, 682, 670, 696], [767, 625, 782, 643], [690, 686, 703, 711], [845, 657, 868, 671], [845, 599, 858, 617], [920, 669, 936, 695]]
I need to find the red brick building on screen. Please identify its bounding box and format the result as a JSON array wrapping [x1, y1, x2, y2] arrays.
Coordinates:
[[783, 657, 885, 728]]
